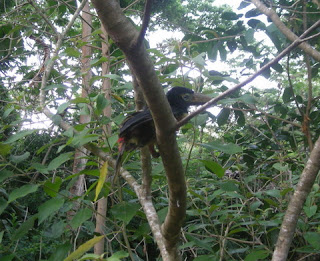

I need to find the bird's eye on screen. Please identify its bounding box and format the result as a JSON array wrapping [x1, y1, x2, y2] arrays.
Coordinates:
[[182, 93, 192, 101]]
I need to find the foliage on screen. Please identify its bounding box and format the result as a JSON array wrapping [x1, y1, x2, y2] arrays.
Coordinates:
[[0, 0, 320, 260]]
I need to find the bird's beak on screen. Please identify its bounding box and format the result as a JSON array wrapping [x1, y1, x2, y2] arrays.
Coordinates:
[[190, 92, 211, 105]]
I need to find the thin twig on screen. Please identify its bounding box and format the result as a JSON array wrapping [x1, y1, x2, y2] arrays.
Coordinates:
[[176, 19, 320, 129]]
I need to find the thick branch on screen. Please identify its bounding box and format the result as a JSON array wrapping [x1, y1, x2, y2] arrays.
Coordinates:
[[272, 136, 320, 261], [250, 0, 320, 62], [134, 0, 153, 48], [177, 19, 320, 128], [92, 1, 186, 258]]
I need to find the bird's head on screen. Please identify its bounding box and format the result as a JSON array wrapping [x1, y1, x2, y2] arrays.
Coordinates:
[[166, 86, 211, 112]]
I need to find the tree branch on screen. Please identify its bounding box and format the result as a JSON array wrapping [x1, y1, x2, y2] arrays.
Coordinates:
[[250, 0, 320, 62], [272, 135, 320, 261], [176, 19, 320, 128], [92, 1, 186, 258], [133, 0, 153, 48]]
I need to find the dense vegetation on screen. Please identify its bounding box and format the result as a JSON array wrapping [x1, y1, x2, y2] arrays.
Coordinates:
[[1, 0, 320, 260]]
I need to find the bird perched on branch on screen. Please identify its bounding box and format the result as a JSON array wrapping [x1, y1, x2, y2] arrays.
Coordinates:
[[115, 86, 211, 175]]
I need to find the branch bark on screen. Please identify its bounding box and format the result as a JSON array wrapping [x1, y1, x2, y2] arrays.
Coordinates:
[[250, 0, 320, 62], [272, 135, 320, 261], [91, 1, 186, 259]]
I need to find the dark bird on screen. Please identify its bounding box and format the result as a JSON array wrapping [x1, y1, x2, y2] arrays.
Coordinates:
[[115, 86, 211, 175]]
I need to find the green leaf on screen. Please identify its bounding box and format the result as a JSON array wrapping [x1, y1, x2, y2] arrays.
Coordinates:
[[111, 202, 140, 224], [9, 151, 30, 163], [38, 198, 64, 224], [64, 236, 104, 261], [0, 254, 15, 261], [95, 162, 108, 201], [47, 152, 73, 171], [217, 108, 230, 126], [282, 87, 293, 103], [0, 142, 12, 156], [192, 52, 206, 66], [185, 234, 213, 252], [303, 205, 317, 218], [235, 110, 245, 126], [52, 114, 62, 125], [32, 162, 49, 174], [48, 243, 72, 261], [70, 97, 90, 104], [239, 94, 257, 104], [221, 11, 240, 20], [70, 208, 92, 230], [4, 130, 35, 144], [304, 232, 320, 250], [0, 197, 8, 215], [245, 28, 254, 43], [12, 215, 38, 241], [272, 163, 289, 172], [0, 170, 14, 182], [106, 250, 129, 261], [244, 249, 269, 261], [65, 47, 81, 58], [96, 94, 109, 115], [57, 102, 70, 114], [199, 160, 225, 178], [200, 141, 242, 154], [8, 184, 39, 203], [0, 230, 4, 243], [3, 106, 15, 119], [44, 177, 63, 197], [219, 181, 239, 192]]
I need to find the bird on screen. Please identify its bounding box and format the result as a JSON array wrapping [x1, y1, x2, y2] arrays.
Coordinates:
[[115, 86, 211, 175]]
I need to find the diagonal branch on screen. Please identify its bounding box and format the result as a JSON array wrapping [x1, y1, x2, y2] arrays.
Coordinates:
[[176, 19, 320, 129], [133, 0, 153, 48], [92, 0, 186, 259], [250, 0, 320, 62], [272, 135, 320, 261]]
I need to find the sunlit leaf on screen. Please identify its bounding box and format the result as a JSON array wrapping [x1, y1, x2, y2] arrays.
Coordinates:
[[94, 162, 108, 201], [64, 236, 104, 261]]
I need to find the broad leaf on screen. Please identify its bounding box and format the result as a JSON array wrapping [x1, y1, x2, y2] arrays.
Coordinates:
[[70, 208, 92, 230], [38, 198, 65, 224], [47, 152, 73, 171], [8, 184, 39, 203], [304, 232, 320, 250], [244, 249, 269, 261], [12, 215, 38, 241], [64, 236, 104, 261], [4, 130, 34, 144], [199, 160, 225, 178], [111, 202, 140, 224], [44, 177, 63, 197], [94, 162, 108, 201], [0, 170, 14, 183]]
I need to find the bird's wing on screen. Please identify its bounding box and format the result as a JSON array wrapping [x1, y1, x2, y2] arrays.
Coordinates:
[[119, 109, 154, 135]]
